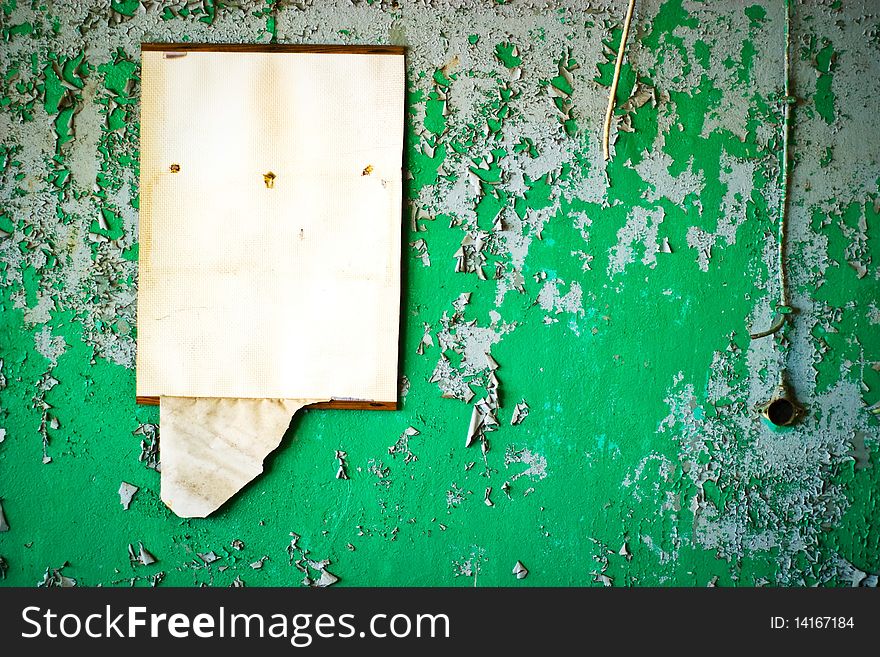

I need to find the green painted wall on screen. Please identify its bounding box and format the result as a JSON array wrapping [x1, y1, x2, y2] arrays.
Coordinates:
[[1, 0, 878, 587]]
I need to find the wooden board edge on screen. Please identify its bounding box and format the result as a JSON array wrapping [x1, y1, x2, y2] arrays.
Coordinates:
[[135, 396, 397, 411], [308, 400, 397, 411], [141, 43, 405, 55]]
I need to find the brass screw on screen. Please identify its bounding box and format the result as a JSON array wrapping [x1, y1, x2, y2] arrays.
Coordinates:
[[169, 163, 180, 173], [362, 164, 374, 176], [263, 171, 276, 188]]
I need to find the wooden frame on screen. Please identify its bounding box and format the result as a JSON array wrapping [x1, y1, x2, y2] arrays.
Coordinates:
[[136, 43, 403, 411], [141, 43, 405, 55], [137, 396, 396, 410]]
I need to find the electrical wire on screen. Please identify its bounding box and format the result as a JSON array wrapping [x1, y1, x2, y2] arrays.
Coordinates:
[[778, 0, 793, 311], [602, 0, 637, 162], [750, 0, 796, 339]]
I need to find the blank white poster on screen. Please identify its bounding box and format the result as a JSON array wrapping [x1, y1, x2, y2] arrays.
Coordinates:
[[138, 49, 404, 402]]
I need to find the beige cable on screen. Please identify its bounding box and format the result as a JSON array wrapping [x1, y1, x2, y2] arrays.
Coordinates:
[[602, 0, 637, 161]]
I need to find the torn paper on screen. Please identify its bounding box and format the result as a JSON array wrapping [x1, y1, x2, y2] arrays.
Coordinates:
[[159, 397, 326, 518]]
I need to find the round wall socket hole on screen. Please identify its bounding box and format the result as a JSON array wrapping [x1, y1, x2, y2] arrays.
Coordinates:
[[767, 398, 796, 426]]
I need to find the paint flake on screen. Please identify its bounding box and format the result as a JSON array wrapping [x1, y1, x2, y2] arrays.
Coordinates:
[[388, 427, 419, 464], [446, 483, 465, 510], [117, 482, 138, 510], [847, 431, 872, 470], [38, 563, 76, 588], [410, 238, 431, 267], [198, 551, 221, 565], [335, 450, 349, 480], [129, 542, 157, 566], [504, 446, 548, 482], [510, 400, 530, 425], [484, 486, 494, 507], [133, 423, 161, 472], [313, 569, 339, 587]]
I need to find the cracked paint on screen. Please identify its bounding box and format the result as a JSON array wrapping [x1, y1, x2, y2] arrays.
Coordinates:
[[0, 0, 877, 587]]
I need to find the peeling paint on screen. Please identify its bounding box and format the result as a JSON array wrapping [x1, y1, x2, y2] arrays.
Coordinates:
[[0, 0, 877, 588]]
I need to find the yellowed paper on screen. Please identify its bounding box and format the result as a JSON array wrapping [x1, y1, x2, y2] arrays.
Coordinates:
[[138, 50, 403, 402], [160, 396, 327, 518]]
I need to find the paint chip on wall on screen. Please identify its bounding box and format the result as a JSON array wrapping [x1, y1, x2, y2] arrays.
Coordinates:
[[118, 482, 139, 510]]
